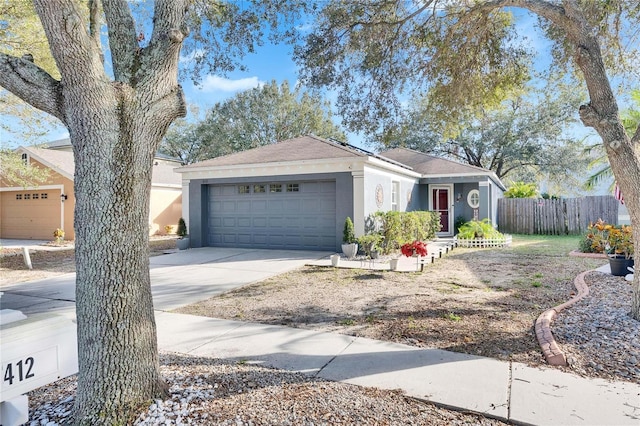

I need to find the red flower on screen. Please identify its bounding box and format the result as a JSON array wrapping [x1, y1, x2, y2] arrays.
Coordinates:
[[401, 241, 428, 257]]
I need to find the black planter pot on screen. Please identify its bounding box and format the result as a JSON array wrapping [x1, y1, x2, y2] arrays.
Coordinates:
[[608, 256, 633, 277]]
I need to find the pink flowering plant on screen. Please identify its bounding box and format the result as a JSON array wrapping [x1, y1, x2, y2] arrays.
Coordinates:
[[400, 241, 428, 257]]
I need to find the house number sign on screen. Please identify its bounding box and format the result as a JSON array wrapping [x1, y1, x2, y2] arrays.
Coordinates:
[[2, 346, 58, 395], [1, 314, 78, 403]]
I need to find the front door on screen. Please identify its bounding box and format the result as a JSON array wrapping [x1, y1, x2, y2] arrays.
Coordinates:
[[430, 185, 453, 236]]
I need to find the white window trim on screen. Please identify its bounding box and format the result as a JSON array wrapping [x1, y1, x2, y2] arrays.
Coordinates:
[[467, 189, 480, 209], [391, 181, 400, 211]]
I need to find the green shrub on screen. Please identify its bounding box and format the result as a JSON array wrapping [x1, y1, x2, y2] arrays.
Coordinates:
[[343, 217, 356, 243], [457, 219, 504, 240], [504, 181, 538, 198], [370, 211, 441, 254], [357, 233, 383, 256], [177, 217, 188, 238], [578, 231, 600, 253]]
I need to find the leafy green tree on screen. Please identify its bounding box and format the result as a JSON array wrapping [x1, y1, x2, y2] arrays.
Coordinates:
[[0, 149, 50, 188], [504, 181, 539, 198], [383, 83, 588, 185], [160, 80, 346, 164], [297, 0, 640, 319], [0, 1, 308, 422]]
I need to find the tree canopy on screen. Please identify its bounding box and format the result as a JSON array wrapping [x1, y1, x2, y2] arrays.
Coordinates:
[[160, 80, 346, 164], [381, 82, 588, 190], [297, 0, 640, 319], [296, 1, 640, 136]]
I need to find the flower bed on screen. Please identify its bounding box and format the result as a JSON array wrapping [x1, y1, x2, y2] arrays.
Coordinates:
[[454, 235, 512, 248]]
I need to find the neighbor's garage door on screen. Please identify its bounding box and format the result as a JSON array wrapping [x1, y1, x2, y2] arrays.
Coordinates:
[[208, 180, 336, 250], [1, 190, 61, 239]]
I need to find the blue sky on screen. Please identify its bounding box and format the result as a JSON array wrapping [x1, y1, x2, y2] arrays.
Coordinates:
[[0, 7, 585, 150], [1, 4, 633, 198]]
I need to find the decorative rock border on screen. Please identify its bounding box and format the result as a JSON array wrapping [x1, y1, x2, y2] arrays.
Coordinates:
[[534, 270, 591, 366]]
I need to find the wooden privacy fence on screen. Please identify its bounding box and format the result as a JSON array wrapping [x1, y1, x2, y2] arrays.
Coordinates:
[[498, 196, 619, 235]]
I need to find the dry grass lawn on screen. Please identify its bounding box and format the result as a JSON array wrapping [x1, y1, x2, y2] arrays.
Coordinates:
[[176, 235, 604, 366]]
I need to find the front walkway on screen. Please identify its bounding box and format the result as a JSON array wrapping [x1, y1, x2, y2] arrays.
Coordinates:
[[308, 239, 456, 272], [156, 312, 640, 425]]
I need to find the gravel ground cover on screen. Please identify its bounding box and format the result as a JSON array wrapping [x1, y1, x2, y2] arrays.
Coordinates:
[[553, 271, 640, 382], [28, 353, 507, 425]]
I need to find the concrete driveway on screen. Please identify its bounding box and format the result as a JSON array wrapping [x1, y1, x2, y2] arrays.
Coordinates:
[[0, 248, 330, 316]]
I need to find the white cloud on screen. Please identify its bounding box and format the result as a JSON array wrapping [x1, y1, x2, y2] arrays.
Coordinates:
[[199, 75, 263, 93]]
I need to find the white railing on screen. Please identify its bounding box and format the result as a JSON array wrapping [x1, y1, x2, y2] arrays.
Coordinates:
[[454, 235, 512, 248]]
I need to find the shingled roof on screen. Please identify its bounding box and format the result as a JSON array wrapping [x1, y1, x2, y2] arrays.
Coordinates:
[[179, 135, 366, 169], [19, 146, 181, 186], [381, 147, 494, 175]]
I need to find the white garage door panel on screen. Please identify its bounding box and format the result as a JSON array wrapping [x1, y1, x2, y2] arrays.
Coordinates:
[[208, 181, 336, 250]]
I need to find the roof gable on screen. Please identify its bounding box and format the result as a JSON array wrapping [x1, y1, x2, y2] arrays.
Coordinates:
[[381, 147, 493, 175], [19, 146, 75, 180], [17, 146, 181, 186], [180, 135, 366, 169]]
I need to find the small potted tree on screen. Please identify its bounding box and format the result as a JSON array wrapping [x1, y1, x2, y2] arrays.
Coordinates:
[[606, 224, 634, 276], [341, 217, 358, 259], [176, 217, 190, 250], [358, 234, 383, 259]]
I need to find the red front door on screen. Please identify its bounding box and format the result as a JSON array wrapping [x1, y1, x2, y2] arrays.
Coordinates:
[[432, 188, 449, 233]]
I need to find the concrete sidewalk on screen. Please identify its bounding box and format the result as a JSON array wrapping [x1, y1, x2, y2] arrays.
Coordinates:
[[156, 311, 640, 425]]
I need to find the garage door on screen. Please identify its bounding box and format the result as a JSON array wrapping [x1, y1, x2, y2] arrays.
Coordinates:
[[209, 181, 336, 250], [1, 190, 61, 239]]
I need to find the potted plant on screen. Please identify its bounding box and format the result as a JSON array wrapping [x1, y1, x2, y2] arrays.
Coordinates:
[[341, 217, 358, 259], [176, 217, 190, 250], [605, 224, 634, 276], [401, 240, 428, 257], [53, 228, 65, 245], [400, 240, 428, 272], [357, 234, 383, 259]]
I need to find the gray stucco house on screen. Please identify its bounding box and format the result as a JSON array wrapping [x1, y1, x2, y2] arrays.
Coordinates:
[[176, 135, 505, 251]]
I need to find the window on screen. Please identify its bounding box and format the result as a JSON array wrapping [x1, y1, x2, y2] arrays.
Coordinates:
[[286, 183, 299, 192], [33, 193, 39, 199], [238, 185, 250, 194], [270, 184, 282, 193], [16, 194, 23, 200], [467, 190, 480, 209], [21, 153, 28, 166], [253, 184, 265, 193], [41, 193, 48, 199], [24, 194, 31, 200], [391, 181, 400, 211]]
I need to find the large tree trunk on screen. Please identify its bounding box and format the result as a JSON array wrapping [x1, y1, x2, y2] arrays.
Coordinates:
[[0, 1, 188, 422], [558, 3, 640, 320], [68, 80, 170, 423]]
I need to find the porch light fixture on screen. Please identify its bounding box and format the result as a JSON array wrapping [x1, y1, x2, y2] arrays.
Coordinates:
[[456, 193, 462, 202], [61, 194, 68, 202]]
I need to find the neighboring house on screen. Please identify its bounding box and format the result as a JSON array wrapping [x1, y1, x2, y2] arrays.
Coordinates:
[[176, 135, 505, 251], [0, 139, 183, 240]]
